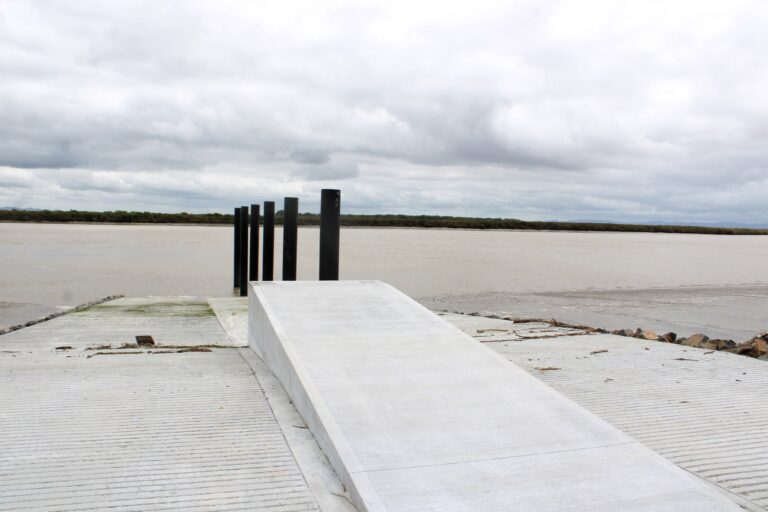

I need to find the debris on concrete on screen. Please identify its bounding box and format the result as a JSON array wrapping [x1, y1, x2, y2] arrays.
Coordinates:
[[443, 314, 593, 342], [635, 328, 659, 340], [149, 347, 213, 354], [465, 312, 768, 361], [87, 351, 144, 358], [730, 335, 768, 358], [456, 311, 767, 362], [135, 335, 155, 346], [660, 332, 677, 343], [681, 333, 710, 346], [606, 326, 768, 360], [86, 345, 219, 358], [506, 316, 607, 333]]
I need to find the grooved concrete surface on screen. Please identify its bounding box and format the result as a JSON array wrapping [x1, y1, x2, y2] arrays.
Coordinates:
[[4, 293, 763, 512], [444, 312, 768, 512], [0, 297, 322, 512], [249, 281, 742, 512]]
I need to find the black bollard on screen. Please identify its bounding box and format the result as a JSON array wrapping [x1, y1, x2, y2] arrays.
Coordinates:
[[249, 204, 260, 281], [319, 189, 340, 280], [282, 197, 299, 281], [239, 206, 249, 296], [233, 207, 241, 288], [263, 201, 275, 281]]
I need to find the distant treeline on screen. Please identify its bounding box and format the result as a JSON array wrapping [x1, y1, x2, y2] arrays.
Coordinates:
[[1, 209, 767, 235]]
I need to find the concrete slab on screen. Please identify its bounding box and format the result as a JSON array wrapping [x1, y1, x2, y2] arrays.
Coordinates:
[[249, 281, 742, 512], [445, 313, 768, 511], [0, 297, 329, 512]]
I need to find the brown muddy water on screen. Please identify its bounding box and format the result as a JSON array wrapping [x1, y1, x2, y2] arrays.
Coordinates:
[[2, 222, 767, 339]]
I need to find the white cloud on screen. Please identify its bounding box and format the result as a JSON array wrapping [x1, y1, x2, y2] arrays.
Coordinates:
[[0, 0, 767, 224]]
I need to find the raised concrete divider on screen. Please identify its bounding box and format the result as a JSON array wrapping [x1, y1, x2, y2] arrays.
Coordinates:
[[249, 281, 741, 512]]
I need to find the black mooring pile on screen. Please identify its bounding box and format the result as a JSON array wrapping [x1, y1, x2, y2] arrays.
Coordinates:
[[233, 189, 341, 296]]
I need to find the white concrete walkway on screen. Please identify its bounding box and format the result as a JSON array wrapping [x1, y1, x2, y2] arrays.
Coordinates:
[[249, 281, 742, 512]]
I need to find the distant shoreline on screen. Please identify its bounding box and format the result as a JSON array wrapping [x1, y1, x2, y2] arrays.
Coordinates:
[[1, 210, 766, 235]]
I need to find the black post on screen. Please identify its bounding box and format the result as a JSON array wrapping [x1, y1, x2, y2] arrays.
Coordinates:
[[249, 204, 260, 281], [282, 197, 299, 281], [239, 206, 249, 296], [319, 189, 340, 280], [233, 207, 241, 288], [263, 201, 275, 281]]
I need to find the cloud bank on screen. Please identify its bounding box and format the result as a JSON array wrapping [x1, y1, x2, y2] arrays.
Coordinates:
[[1, 0, 767, 223]]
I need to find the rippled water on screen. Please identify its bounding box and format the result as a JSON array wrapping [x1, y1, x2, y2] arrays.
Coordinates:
[[2, 222, 768, 338]]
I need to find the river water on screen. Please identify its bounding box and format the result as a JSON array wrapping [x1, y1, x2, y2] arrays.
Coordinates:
[[2, 222, 767, 339]]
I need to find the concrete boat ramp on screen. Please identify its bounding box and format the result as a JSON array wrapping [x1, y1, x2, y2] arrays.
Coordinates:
[[0, 297, 351, 512], [0, 283, 764, 511]]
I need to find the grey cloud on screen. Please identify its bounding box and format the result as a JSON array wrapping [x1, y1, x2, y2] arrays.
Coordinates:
[[291, 160, 360, 181], [0, 0, 767, 224]]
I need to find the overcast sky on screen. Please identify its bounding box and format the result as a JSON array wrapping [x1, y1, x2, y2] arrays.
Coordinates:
[[1, 0, 767, 224]]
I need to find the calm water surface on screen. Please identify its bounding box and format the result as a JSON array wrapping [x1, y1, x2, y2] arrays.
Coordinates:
[[2, 223, 767, 338]]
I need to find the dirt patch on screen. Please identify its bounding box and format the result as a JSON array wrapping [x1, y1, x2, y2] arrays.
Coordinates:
[[84, 301, 215, 318]]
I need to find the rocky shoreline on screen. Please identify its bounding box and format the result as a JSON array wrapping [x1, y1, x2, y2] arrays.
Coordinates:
[[608, 327, 768, 359], [466, 312, 768, 360]]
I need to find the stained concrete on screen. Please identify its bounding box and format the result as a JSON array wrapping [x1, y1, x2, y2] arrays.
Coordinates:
[[249, 280, 742, 512]]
